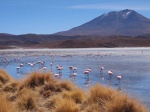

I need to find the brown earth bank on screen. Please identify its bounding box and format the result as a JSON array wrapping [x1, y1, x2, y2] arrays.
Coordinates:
[[0, 70, 148, 112], [0, 33, 150, 49]]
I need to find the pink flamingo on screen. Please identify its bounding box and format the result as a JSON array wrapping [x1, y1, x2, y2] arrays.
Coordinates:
[[84, 70, 90, 78], [108, 70, 113, 85], [73, 66, 77, 73], [27, 62, 35, 70], [50, 62, 53, 70], [20, 63, 24, 67], [117, 75, 122, 91], [16, 66, 20, 73], [86, 67, 91, 72], [56, 65, 63, 79], [71, 73, 77, 80], [54, 74, 59, 79], [3, 58, 9, 64], [69, 66, 73, 78], [100, 67, 104, 79], [42, 66, 47, 71], [37, 61, 42, 67], [84, 67, 91, 79], [117, 75, 121, 85]]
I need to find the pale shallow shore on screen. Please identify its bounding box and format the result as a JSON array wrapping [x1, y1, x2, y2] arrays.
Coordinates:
[[1, 47, 150, 51]]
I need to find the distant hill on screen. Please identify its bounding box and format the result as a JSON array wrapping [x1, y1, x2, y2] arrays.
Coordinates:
[[56, 9, 150, 36], [0, 33, 150, 49]]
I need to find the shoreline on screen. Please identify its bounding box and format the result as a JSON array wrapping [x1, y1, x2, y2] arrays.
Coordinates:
[[1, 47, 150, 51]]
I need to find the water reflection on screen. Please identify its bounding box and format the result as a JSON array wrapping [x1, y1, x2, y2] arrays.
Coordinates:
[[85, 77, 91, 87]]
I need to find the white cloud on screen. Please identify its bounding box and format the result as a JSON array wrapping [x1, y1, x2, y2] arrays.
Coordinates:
[[69, 2, 150, 11]]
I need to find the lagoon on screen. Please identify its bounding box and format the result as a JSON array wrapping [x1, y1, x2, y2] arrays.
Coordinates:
[[0, 47, 150, 108]]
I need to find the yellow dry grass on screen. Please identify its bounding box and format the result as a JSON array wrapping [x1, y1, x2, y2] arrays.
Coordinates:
[[15, 88, 39, 111], [0, 93, 18, 112], [55, 97, 80, 112], [63, 88, 86, 104], [0, 69, 148, 112], [0, 69, 13, 84], [83, 84, 148, 112]]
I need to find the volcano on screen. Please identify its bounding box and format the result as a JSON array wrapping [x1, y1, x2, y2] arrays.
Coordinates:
[[56, 9, 150, 36]]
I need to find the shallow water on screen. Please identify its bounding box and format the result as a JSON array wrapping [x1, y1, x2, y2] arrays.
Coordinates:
[[0, 47, 150, 109]]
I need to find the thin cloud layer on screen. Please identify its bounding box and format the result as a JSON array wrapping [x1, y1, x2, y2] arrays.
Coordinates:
[[69, 2, 150, 11]]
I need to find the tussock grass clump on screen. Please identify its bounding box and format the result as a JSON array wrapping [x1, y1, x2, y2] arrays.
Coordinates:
[[20, 71, 56, 89], [58, 81, 74, 91], [40, 79, 74, 98], [42, 81, 61, 92], [16, 88, 39, 111], [55, 97, 80, 112], [0, 81, 3, 88], [104, 94, 147, 112], [0, 69, 13, 84], [43, 97, 56, 109], [81, 84, 148, 112], [0, 94, 14, 112], [3, 81, 20, 92], [63, 88, 86, 104], [88, 84, 116, 102], [81, 103, 102, 112]]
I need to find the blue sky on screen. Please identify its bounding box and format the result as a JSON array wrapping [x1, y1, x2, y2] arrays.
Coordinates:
[[0, 0, 150, 35]]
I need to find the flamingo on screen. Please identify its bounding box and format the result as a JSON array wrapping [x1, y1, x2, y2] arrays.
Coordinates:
[[28, 63, 34, 67], [57, 66, 63, 71], [100, 67, 104, 79], [100, 67, 104, 71], [84, 67, 91, 78], [117, 75, 121, 85], [73, 66, 77, 73], [71, 73, 77, 80], [56, 65, 60, 69], [41, 61, 45, 67], [86, 67, 91, 72], [56, 65, 63, 79], [108, 70, 113, 85], [117, 75, 122, 91], [42, 66, 47, 71], [3, 58, 9, 64], [27, 62, 35, 70], [69, 66, 73, 78], [84, 70, 90, 78], [16, 66, 20, 73], [69, 66, 73, 70], [20, 63, 24, 67], [108, 70, 113, 77], [54, 74, 59, 79], [37, 61, 42, 67], [50, 62, 53, 70]]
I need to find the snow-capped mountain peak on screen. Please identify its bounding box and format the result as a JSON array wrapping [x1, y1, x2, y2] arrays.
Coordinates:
[[56, 9, 150, 36], [122, 10, 133, 19]]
